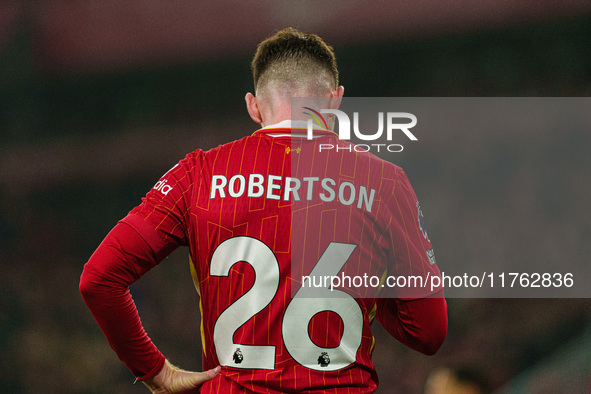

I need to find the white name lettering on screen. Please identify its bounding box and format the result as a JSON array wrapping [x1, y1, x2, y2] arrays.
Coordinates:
[[210, 174, 375, 212]]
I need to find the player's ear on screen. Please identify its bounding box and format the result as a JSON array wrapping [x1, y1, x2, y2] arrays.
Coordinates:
[[328, 85, 344, 110], [245, 93, 263, 124]]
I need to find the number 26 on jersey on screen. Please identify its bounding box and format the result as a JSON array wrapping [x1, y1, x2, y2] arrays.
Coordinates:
[[210, 236, 363, 372]]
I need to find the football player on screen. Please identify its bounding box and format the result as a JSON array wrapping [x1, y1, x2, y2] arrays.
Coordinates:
[[80, 27, 447, 393]]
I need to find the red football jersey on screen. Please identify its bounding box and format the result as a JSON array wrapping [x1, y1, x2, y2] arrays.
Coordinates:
[[124, 121, 441, 393]]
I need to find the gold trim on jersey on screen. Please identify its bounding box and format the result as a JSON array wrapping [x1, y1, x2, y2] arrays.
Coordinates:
[[189, 254, 207, 357]]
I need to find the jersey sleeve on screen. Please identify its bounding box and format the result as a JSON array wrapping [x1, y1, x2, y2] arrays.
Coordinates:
[[375, 294, 447, 355], [79, 151, 203, 381], [79, 221, 166, 381], [386, 169, 442, 299], [124, 150, 202, 248]]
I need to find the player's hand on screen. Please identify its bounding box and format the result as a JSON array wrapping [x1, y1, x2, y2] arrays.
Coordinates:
[[143, 359, 221, 393]]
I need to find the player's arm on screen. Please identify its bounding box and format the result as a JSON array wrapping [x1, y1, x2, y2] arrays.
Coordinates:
[[376, 293, 447, 355], [378, 168, 447, 354], [79, 220, 170, 380], [79, 219, 219, 390]]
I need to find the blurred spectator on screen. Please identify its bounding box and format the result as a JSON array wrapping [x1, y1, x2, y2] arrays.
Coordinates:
[[424, 366, 489, 394]]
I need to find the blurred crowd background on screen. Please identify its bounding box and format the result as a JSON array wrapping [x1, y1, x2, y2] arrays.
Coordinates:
[[1, 1, 591, 393]]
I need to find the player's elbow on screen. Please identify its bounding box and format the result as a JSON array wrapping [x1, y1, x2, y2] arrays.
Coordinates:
[[412, 296, 448, 355], [79, 266, 95, 300], [416, 306, 448, 355], [79, 264, 105, 304], [417, 323, 447, 355], [402, 324, 446, 356]]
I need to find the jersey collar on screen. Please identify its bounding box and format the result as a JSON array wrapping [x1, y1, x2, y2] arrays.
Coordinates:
[[253, 120, 338, 138]]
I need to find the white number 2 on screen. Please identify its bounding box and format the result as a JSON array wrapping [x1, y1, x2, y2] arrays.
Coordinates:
[[210, 236, 363, 371]]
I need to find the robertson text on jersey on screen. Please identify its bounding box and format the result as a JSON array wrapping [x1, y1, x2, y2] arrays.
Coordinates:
[[210, 173, 376, 212]]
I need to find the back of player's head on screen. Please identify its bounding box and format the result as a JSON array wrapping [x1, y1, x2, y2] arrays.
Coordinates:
[[251, 27, 339, 98]]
